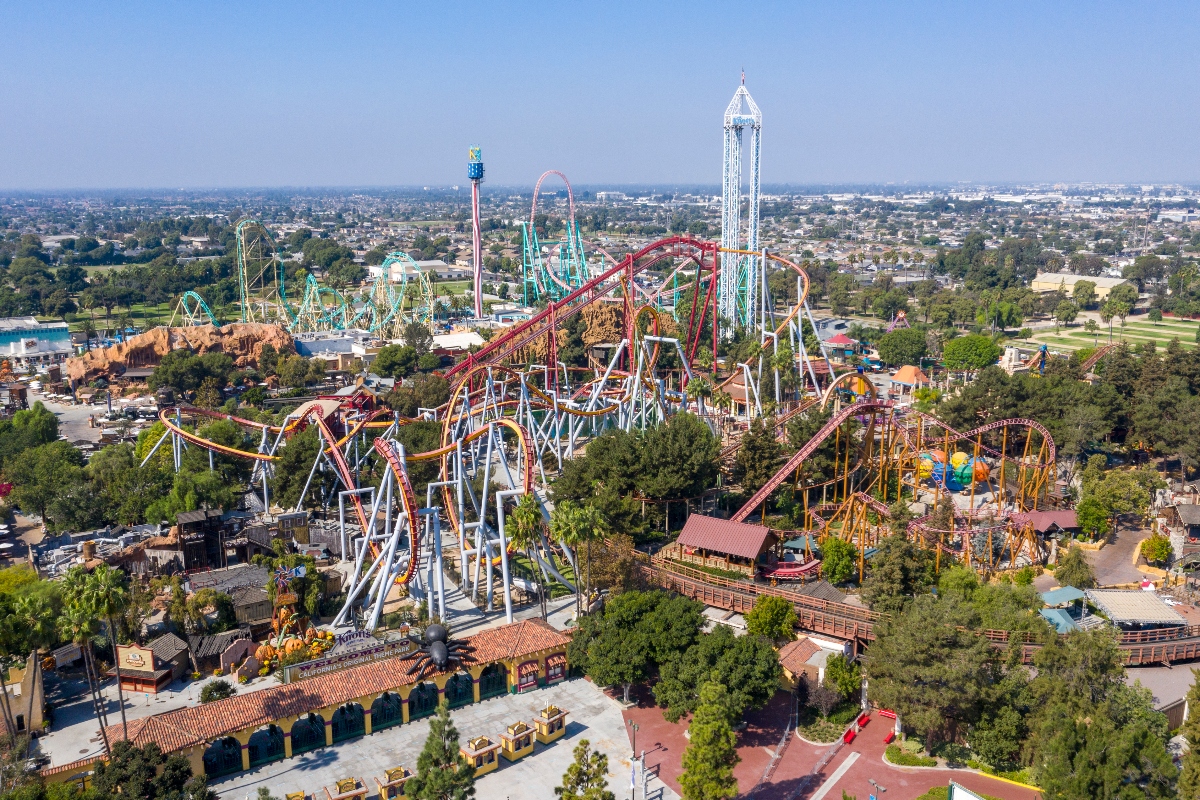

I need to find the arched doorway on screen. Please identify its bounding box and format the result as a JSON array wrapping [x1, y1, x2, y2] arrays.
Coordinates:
[[202, 737, 242, 778], [247, 725, 285, 768], [290, 713, 326, 756], [331, 703, 365, 743], [408, 681, 438, 720], [445, 672, 473, 708], [479, 663, 507, 699], [371, 692, 403, 731]]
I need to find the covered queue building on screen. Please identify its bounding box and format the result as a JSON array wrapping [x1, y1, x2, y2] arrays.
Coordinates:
[[43, 620, 571, 787]]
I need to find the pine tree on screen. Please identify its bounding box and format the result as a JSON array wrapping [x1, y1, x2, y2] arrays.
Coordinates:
[[556, 739, 615, 800], [1180, 670, 1200, 799], [407, 703, 476, 800], [680, 681, 740, 800]]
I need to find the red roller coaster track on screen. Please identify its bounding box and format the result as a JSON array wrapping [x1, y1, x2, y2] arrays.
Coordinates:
[[732, 399, 893, 523]]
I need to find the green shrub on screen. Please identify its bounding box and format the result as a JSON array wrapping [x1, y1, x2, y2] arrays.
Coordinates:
[[200, 678, 236, 703], [885, 744, 937, 767]]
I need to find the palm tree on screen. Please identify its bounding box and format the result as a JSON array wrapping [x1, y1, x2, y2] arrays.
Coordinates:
[[685, 375, 713, 415], [57, 602, 110, 755], [551, 501, 607, 619], [85, 565, 131, 739], [509, 494, 548, 619], [80, 318, 97, 351]]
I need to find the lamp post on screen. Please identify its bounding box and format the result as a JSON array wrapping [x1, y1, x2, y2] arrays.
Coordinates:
[[626, 719, 639, 755]]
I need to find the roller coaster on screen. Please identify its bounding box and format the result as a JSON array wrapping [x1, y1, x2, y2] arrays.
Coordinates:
[[143, 230, 1082, 644], [170, 219, 437, 337]]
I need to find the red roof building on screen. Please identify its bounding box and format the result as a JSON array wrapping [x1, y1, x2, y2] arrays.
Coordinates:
[[664, 515, 776, 576]]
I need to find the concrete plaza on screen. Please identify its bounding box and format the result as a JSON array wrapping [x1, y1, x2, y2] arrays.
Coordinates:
[[209, 679, 677, 800]]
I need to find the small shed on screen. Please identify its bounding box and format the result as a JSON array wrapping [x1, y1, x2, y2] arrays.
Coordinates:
[[534, 704, 567, 745], [374, 767, 412, 800], [460, 736, 500, 777], [324, 778, 367, 800], [499, 720, 534, 762], [1013, 510, 1079, 537]]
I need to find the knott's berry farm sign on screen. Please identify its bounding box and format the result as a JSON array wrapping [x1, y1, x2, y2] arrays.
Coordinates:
[[282, 633, 414, 684]]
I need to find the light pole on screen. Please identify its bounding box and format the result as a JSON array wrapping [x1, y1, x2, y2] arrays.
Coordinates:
[[626, 719, 639, 755]]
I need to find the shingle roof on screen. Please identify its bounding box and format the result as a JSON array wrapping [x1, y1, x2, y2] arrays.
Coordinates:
[[676, 515, 774, 561], [188, 564, 269, 594], [105, 620, 570, 754], [148, 633, 188, 662], [777, 638, 820, 675], [189, 630, 251, 661], [176, 510, 209, 525], [794, 580, 847, 604], [1177, 505, 1200, 526], [1012, 510, 1078, 533]]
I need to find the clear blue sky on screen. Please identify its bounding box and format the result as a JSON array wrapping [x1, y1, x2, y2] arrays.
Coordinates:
[[2, 1, 1199, 189]]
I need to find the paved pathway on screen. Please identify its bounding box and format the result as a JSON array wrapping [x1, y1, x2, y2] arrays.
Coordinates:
[[208, 679, 675, 800], [1088, 526, 1151, 586]]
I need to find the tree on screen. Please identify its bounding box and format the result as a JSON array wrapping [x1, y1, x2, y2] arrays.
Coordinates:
[[653, 624, 781, 722], [824, 653, 861, 702], [731, 417, 782, 497], [1072, 280, 1097, 309], [551, 500, 607, 620], [509, 493, 548, 619], [876, 327, 926, 367], [85, 564, 131, 738], [1054, 300, 1078, 331], [403, 321, 434, 356], [1054, 547, 1096, 589], [57, 585, 109, 754], [820, 537, 858, 585], [680, 681, 740, 800], [942, 335, 1002, 372], [968, 705, 1024, 770], [863, 596, 995, 751], [860, 534, 932, 614], [7, 441, 88, 529], [406, 703, 476, 800], [200, 679, 236, 703], [1141, 534, 1173, 566], [744, 595, 796, 643], [808, 682, 842, 719], [1074, 497, 1110, 540], [93, 741, 213, 800], [1179, 670, 1200, 798], [1148, 307, 1164, 324], [555, 739, 615, 800], [374, 344, 418, 379]]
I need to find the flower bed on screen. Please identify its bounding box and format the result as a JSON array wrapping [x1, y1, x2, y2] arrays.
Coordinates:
[[885, 744, 937, 767]]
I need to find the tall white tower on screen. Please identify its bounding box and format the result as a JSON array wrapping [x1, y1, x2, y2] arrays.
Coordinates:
[[720, 79, 762, 331]]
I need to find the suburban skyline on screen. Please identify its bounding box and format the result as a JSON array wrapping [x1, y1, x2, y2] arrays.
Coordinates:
[[3, 1, 1200, 189]]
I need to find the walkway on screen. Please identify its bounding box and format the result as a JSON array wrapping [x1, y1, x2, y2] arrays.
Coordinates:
[[210, 679, 677, 800]]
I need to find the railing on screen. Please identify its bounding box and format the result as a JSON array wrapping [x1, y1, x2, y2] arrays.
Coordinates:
[[649, 557, 879, 623]]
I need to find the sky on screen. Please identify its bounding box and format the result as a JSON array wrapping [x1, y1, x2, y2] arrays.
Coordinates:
[[2, 1, 1200, 190]]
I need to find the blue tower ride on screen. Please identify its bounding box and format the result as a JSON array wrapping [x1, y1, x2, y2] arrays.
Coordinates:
[[468, 146, 484, 318]]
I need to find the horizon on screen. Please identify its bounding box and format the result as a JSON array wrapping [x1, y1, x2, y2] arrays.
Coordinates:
[[3, 2, 1200, 189]]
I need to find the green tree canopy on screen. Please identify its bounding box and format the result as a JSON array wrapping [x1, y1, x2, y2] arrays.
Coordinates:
[[407, 703, 476, 800], [743, 595, 797, 643], [679, 681, 740, 800], [942, 335, 1002, 372], [653, 623, 781, 722], [876, 327, 927, 366]]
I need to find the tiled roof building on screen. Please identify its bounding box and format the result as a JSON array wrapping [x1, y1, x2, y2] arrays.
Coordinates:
[[49, 620, 571, 787]]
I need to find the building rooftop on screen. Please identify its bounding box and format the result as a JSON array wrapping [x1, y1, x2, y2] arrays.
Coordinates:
[[1040, 586, 1087, 606], [104, 619, 570, 754], [676, 515, 774, 561], [1086, 590, 1186, 626]]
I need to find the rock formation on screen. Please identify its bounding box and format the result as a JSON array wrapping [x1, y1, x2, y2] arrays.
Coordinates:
[[66, 323, 295, 385]]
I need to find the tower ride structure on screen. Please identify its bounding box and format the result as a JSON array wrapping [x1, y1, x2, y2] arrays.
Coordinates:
[[720, 80, 762, 332], [469, 146, 485, 319]]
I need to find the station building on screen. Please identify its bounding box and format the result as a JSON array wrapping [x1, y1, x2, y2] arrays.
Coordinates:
[[43, 619, 571, 788], [0, 317, 73, 369]]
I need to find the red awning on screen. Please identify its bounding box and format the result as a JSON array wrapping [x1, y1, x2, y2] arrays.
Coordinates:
[[519, 661, 539, 676], [546, 653, 566, 667]]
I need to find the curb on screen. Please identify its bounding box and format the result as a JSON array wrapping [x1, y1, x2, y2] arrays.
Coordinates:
[[879, 753, 1042, 792]]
